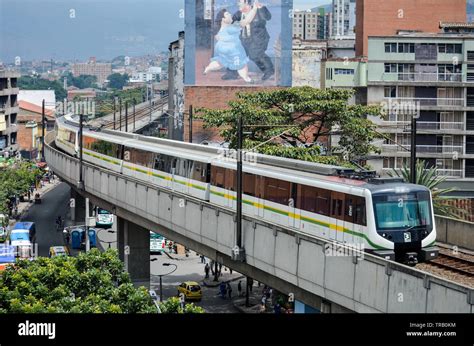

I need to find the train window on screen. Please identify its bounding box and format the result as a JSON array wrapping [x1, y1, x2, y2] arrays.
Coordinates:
[[316, 189, 330, 216], [330, 192, 344, 218], [264, 177, 290, 205], [225, 168, 236, 191], [211, 166, 226, 188], [243, 173, 256, 197], [299, 185, 317, 213], [126, 147, 154, 168], [85, 137, 120, 158]]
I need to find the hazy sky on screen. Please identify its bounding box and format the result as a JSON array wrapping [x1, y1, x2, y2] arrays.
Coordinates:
[[0, 0, 330, 62]]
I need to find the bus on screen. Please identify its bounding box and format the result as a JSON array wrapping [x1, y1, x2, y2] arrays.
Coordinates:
[[10, 222, 36, 259], [95, 208, 114, 229], [150, 232, 166, 254]]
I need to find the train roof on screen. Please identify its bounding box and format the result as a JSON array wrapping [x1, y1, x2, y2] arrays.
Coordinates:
[[56, 116, 430, 194]]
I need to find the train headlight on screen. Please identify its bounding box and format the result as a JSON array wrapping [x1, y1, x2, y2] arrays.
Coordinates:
[[382, 233, 387, 238]]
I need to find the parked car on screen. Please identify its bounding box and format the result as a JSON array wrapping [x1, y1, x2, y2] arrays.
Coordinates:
[[177, 281, 202, 301], [49, 246, 70, 258]]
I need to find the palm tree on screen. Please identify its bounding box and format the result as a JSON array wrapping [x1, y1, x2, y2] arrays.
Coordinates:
[[388, 160, 459, 218]]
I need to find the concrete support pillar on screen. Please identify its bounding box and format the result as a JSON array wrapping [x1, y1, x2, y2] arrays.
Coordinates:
[[117, 217, 150, 288], [70, 189, 85, 222]]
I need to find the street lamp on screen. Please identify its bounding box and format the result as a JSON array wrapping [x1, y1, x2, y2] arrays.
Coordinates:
[[96, 229, 117, 249], [150, 259, 177, 303]]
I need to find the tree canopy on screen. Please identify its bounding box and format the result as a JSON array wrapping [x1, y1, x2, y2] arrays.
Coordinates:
[[107, 73, 129, 90], [195, 87, 382, 166], [0, 161, 41, 218], [0, 249, 204, 313], [63, 72, 98, 89], [18, 76, 66, 100]]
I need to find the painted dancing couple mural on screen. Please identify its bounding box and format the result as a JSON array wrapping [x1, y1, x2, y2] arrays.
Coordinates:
[[203, 0, 275, 83]]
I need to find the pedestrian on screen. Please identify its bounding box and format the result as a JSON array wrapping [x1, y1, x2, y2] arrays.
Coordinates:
[[229, 268, 233, 274], [248, 278, 253, 292], [274, 302, 281, 314], [220, 282, 227, 299], [204, 263, 210, 279], [65, 232, 70, 245], [237, 280, 242, 297], [200, 255, 205, 263], [261, 295, 267, 311], [227, 283, 232, 299], [266, 288, 272, 300]]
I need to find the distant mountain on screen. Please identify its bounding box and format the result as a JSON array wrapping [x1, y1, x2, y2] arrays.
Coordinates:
[[311, 4, 332, 13]]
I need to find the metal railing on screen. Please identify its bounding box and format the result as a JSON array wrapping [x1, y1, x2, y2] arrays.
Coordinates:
[[380, 72, 463, 82], [381, 120, 464, 131], [384, 97, 465, 107], [382, 144, 463, 154]]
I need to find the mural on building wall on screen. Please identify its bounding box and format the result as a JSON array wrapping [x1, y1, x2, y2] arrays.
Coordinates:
[[185, 0, 293, 86]]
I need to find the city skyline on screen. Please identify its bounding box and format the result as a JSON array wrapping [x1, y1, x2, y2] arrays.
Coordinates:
[[0, 0, 332, 63]]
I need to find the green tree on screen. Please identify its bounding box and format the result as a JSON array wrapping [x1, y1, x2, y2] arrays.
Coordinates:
[[0, 249, 204, 313], [63, 72, 98, 89], [107, 73, 129, 90], [158, 297, 204, 313], [18, 76, 66, 100], [388, 160, 458, 217], [0, 161, 41, 217], [195, 87, 382, 165]]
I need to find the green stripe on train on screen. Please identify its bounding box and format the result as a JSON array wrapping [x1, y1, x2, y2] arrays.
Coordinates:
[[210, 190, 386, 250]]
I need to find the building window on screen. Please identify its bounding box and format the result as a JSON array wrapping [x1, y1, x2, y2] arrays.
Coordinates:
[[439, 43, 462, 54], [384, 63, 397, 73], [398, 43, 415, 53], [385, 43, 397, 53], [334, 68, 354, 75], [384, 87, 396, 98]]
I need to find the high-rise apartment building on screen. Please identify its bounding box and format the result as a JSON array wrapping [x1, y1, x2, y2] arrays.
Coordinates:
[[332, 0, 356, 39], [355, 0, 466, 56], [366, 32, 474, 183], [293, 10, 332, 40], [0, 69, 19, 157], [72, 57, 112, 85]]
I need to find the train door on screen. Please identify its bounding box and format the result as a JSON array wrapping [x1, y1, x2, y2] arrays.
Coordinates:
[[290, 183, 300, 229], [330, 192, 345, 242], [255, 175, 265, 218], [225, 168, 236, 209], [343, 196, 355, 244]]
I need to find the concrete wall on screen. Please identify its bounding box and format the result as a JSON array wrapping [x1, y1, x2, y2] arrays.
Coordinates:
[[45, 134, 474, 313], [436, 216, 474, 251]]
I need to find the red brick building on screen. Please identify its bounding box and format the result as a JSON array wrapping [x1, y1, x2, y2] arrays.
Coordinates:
[[355, 0, 466, 56], [17, 100, 55, 159], [184, 86, 282, 144]]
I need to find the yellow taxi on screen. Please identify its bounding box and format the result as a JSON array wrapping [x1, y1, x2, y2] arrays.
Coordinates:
[[177, 281, 202, 301], [49, 246, 70, 258]]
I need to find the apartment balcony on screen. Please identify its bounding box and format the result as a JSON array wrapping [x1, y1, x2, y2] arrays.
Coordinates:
[[378, 72, 464, 83], [383, 168, 463, 178], [380, 120, 464, 132], [0, 87, 19, 96], [384, 97, 465, 108], [382, 144, 463, 154]]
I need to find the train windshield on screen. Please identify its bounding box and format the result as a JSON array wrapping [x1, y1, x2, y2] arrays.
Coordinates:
[[373, 191, 432, 231]]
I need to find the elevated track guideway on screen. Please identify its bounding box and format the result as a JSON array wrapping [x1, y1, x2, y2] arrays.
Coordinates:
[[45, 129, 474, 313]]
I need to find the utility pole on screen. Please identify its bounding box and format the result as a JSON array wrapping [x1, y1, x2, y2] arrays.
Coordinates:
[[149, 83, 153, 122], [125, 101, 129, 132], [41, 99, 45, 161], [113, 97, 117, 130], [189, 105, 193, 143], [78, 113, 84, 190], [85, 197, 90, 252], [133, 99, 136, 132], [410, 116, 417, 184], [119, 98, 123, 131], [236, 115, 243, 249]]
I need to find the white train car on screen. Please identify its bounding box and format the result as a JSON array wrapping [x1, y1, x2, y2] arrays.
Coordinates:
[[54, 115, 438, 264]]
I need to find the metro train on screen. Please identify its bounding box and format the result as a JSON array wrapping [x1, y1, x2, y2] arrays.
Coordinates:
[[54, 114, 439, 264]]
